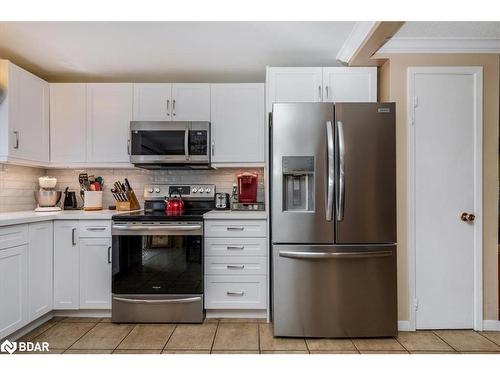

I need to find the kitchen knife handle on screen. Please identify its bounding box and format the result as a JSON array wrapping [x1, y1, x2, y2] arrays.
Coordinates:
[[336, 121, 345, 221], [325, 121, 334, 221]]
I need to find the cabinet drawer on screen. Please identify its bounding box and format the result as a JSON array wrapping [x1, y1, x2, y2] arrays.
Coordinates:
[[79, 220, 111, 237], [205, 275, 266, 309], [205, 257, 266, 276], [0, 224, 28, 250], [204, 220, 266, 238], [205, 238, 266, 257]]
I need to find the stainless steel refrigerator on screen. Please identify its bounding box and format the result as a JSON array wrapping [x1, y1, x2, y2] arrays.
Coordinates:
[[271, 102, 397, 338]]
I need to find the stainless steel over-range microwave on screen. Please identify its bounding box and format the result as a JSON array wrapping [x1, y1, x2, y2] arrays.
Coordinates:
[[129, 121, 211, 169]]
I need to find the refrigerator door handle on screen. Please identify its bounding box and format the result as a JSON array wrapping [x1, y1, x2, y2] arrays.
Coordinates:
[[279, 250, 392, 259], [326, 121, 334, 221], [336, 120, 345, 221]]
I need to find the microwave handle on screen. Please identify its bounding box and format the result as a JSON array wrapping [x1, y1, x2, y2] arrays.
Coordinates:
[[184, 128, 189, 160]]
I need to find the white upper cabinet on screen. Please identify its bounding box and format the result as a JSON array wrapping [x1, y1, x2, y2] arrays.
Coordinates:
[[171, 84, 210, 121], [0, 60, 49, 166], [133, 83, 210, 122], [267, 67, 323, 104], [133, 83, 172, 121], [322, 67, 377, 103], [79, 237, 112, 309], [267, 67, 377, 106], [86, 83, 133, 163], [50, 83, 87, 163], [27, 221, 53, 321], [210, 84, 265, 164]]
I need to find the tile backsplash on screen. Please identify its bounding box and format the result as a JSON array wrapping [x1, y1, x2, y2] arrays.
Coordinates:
[[0, 164, 265, 212]]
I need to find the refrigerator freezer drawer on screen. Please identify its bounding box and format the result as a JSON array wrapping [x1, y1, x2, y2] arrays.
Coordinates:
[[272, 244, 397, 338]]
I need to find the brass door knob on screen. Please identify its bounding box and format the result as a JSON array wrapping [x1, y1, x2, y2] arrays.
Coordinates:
[[460, 212, 475, 222]]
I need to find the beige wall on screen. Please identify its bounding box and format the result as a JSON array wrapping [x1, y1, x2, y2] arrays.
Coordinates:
[[379, 54, 499, 321]]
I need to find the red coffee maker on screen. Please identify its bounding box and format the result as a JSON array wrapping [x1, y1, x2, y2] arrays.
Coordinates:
[[237, 172, 258, 203]]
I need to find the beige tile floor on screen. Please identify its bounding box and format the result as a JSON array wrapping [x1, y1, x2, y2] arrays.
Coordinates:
[[12, 317, 500, 354]]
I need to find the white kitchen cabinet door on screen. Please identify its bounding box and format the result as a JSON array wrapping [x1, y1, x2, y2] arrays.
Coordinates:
[[49, 83, 87, 163], [2, 61, 49, 164], [86, 83, 133, 163], [210, 84, 265, 164], [171, 84, 210, 121], [133, 83, 172, 121], [28, 221, 53, 321], [79, 237, 111, 309], [322, 67, 377, 103], [0, 244, 28, 339], [53, 221, 79, 309], [267, 67, 323, 104]]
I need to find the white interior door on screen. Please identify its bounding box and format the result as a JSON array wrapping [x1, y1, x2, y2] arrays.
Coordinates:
[[409, 67, 482, 330]]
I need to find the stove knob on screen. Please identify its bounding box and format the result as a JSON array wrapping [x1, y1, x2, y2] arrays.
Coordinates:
[[154, 187, 160, 193], [192, 188, 197, 193], [148, 188, 154, 193], [205, 188, 211, 193], [198, 188, 204, 193]]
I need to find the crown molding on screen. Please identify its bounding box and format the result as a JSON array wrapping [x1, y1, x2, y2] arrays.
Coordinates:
[[336, 21, 378, 64], [376, 37, 500, 55]]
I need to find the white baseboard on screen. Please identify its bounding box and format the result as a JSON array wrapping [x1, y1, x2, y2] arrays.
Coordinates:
[[206, 309, 267, 319], [6, 312, 54, 341], [398, 321, 411, 331], [53, 309, 111, 318], [483, 320, 500, 331]]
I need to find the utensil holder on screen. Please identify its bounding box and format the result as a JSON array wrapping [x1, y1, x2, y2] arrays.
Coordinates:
[[84, 191, 103, 211], [115, 190, 141, 211]]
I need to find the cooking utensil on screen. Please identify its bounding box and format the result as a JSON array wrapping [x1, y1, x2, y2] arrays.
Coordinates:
[[34, 190, 62, 207]]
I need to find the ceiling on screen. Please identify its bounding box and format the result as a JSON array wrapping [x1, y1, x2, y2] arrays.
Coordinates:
[[390, 21, 500, 38], [0, 22, 355, 82]]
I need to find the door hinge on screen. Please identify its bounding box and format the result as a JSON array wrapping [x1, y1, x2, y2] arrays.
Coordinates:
[[413, 298, 419, 312]]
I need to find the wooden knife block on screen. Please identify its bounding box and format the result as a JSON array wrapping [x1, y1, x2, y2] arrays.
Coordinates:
[[115, 190, 141, 211]]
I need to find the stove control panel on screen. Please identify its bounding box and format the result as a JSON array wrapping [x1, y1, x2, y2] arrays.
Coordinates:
[[144, 184, 216, 200]]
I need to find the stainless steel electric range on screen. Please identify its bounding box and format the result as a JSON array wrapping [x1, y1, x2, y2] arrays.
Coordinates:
[[111, 184, 215, 323]]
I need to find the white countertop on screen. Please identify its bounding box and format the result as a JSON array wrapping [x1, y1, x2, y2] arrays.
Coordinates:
[[0, 209, 137, 227], [203, 209, 268, 220]]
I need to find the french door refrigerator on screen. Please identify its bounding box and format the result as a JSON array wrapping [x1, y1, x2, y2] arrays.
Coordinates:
[[271, 102, 397, 338]]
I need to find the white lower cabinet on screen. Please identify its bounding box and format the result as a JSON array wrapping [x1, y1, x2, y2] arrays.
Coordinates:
[[0, 244, 28, 338], [28, 222, 53, 321], [53, 221, 80, 309], [79, 237, 112, 309], [204, 219, 267, 311]]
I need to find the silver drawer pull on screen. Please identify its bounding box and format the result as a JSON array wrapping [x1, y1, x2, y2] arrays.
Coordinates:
[[227, 265, 245, 270], [86, 227, 107, 231], [227, 245, 244, 250], [226, 226, 244, 231], [226, 291, 244, 296]]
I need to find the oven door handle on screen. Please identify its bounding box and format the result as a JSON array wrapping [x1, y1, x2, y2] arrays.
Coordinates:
[[113, 296, 202, 304], [112, 224, 202, 231]]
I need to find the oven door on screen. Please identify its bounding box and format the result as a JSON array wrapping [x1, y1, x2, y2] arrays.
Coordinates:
[[129, 121, 210, 164], [111, 222, 204, 322]]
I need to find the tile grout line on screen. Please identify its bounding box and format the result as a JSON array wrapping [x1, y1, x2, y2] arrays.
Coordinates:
[[111, 323, 137, 354], [477, 331, 500, 348], [23, 318, 61, 342], [160, 324, 178, 353], [258, 323, 261, 354], [393, 335, 410, 353], [62, 321, 100, 353], [432, 331, 460, 352], [210, 320, 220, 354]]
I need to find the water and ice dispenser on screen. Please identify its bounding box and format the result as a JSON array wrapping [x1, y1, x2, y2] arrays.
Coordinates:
[[282, 156, 315, 212]]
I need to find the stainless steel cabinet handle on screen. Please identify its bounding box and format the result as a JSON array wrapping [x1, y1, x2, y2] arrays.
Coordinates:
[[336, 121, 345, 221], [112, 224, 201, 231], [184, 128, 189, 160], [127, 139, 131, 155], [227, 245, 244, 250], [325, 121, 334, 221], [226, 291, 244, 296], [86, 227, 106, 231], [226, 226, 244, 231], [13, 131, 19, 149], [113, 296, 201, 304], [107, 246, 112, 264], [211, 140, 215, 156], [318, 85, 322, 100], [71, 228, 76, 246], [326, 85, 329, 100], [279, 250, 392, 259], [172, 99, 176, 116], [166, 99, 170, 117], [227, 265, 245, 269]]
